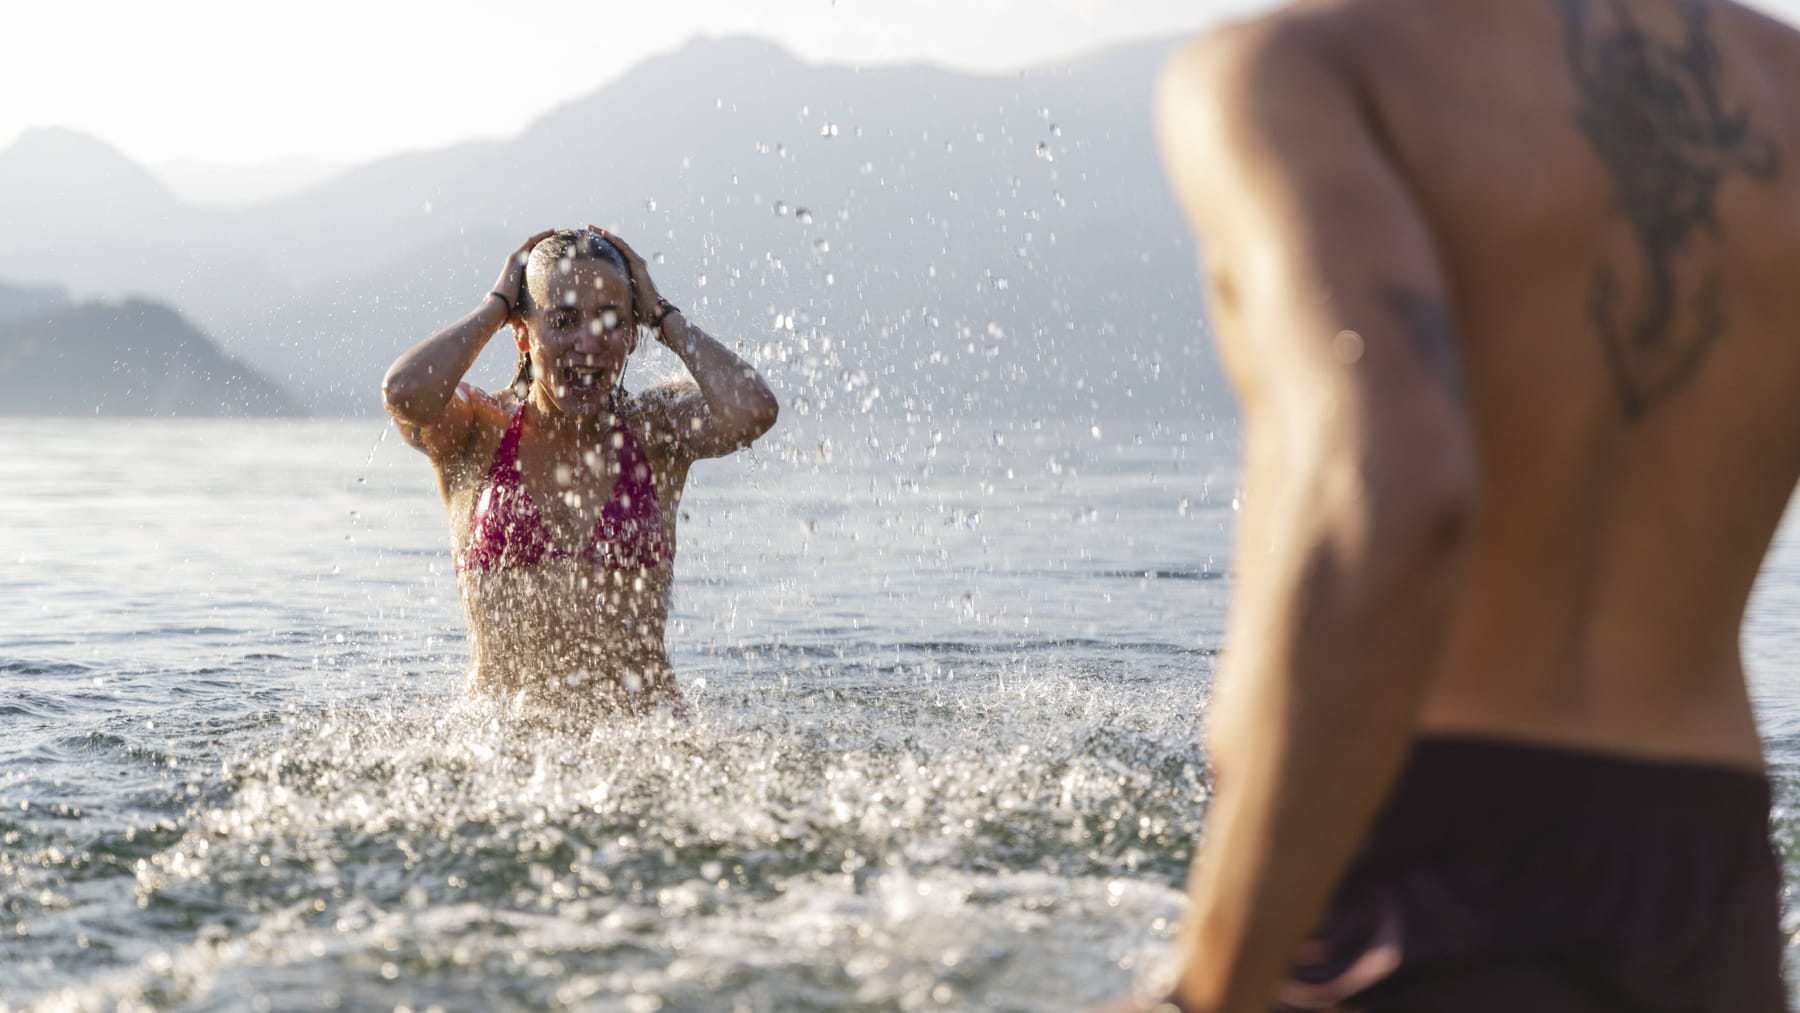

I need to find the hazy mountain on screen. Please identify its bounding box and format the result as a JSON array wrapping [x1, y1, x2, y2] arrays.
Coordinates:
[[0, 128, 287, 323], [0, 35, 1226, 421], [153, 156, 348, 208], [0, 127, 181, 236], [0, 297, 300, 417], [0, 280, 69, 327]]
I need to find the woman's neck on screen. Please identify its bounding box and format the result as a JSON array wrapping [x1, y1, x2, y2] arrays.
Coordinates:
[[523, 386, 624, 442]]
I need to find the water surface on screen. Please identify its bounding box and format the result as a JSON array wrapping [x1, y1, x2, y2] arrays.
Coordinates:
[[2, 417, 1796, 1010]]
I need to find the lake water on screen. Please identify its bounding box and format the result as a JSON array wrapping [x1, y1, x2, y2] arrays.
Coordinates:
[[3, 416, 1798, 1011]]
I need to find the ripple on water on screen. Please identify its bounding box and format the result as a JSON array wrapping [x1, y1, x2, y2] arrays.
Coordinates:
[[13, 669, 1206, 1011]]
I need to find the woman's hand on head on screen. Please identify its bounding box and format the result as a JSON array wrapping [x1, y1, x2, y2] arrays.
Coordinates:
[[493, 228, 557, 324], [586, 225, 661, 325]]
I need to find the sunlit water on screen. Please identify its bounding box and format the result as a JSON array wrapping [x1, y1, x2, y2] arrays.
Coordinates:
[[3, 417, 1799, 1011]]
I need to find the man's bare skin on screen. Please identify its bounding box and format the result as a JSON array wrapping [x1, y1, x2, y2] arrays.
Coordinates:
[[1151, 0, 1800, 1009]]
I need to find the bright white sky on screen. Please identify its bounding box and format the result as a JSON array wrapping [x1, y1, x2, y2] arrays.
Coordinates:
[[11, 0, 1800, 171], [0, 0, 1266, 169]]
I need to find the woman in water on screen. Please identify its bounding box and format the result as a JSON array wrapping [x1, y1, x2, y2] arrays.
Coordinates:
[[382, 227, 778, 718]]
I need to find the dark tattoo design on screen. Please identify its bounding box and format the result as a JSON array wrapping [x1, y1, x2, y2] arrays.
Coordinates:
[[1383, 287, 1469, 405], [1553, 0, 1782, 421]]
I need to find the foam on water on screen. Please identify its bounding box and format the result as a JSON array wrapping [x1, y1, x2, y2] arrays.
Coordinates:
[[12, 668, 1204, 1011], [10, 418, 1800, 1009]]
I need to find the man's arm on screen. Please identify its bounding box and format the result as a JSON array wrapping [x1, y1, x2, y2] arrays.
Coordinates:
[[1155, 19, 1479, 1013]]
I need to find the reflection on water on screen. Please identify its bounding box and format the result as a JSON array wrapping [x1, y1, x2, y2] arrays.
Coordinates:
[[3, 417, 1799, 1009], [0, 417, 1228, 1010], [11, 676, 1204, 1011]]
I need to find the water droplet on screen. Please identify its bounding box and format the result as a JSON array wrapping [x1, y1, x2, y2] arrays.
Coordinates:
[[773, 200, 788, 216], [795, 208, 813, 224], [644, 198, 657, 211], [813, 238, 830, 253]]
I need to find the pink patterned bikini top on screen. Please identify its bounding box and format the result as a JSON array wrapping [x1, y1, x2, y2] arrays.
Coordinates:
[[456, 404, 670, 574]]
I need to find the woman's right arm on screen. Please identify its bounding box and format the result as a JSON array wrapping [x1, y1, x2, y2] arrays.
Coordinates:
[[381, 229, 552, 454], [381, 295, 508, 453]]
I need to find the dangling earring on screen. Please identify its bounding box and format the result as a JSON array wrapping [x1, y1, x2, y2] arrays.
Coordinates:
[[510, 351, 533, 400]]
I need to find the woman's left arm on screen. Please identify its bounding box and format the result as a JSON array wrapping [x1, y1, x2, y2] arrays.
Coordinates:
[[649, 308, 780, 458], [593, 226, 778, 459]]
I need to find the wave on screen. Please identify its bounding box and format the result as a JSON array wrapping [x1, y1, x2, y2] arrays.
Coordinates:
[[12, 668, 1206, 1010]]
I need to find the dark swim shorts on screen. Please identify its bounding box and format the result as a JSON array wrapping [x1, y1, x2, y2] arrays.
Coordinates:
[[1274, 738, 1788, 1013]]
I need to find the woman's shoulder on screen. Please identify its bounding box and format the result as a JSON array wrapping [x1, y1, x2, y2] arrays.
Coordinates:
[[430, 384, 517, 482], [483, 384, 521, 413], [621, 381, 700, 419], [626, 379, 688, 401], [618, 384, 700, 463]]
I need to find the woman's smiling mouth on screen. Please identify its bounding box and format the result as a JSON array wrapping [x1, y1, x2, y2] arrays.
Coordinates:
[[563, 364, 607, 391]]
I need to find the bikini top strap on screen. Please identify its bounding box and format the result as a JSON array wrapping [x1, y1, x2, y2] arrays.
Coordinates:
[[610, 412, 657, 491], [487, 403, 529, 482]]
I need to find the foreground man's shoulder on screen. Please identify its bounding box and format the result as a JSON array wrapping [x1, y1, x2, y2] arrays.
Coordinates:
[[1164, 5, 1341, 88], [1158, 3, 1380, 220], [1170, 0, 1390, 72], [1159, 1, 1371, 153]]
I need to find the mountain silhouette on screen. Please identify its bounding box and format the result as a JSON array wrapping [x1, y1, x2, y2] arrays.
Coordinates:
[[0, 297, 300, 417], [0, 280, 70, 327], [0, 35, 1226, 422]]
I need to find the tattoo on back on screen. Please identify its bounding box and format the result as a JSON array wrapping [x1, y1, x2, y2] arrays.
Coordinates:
[[1552, 0, 1781, 421], [1383, 288, 1469, 406]]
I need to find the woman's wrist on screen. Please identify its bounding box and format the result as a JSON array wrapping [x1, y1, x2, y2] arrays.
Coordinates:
[[653, 300, 697, 353], [649, 297, 679, 329]]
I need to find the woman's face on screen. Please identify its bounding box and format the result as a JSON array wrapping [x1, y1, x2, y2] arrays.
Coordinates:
[[518, 255, 637, 418]]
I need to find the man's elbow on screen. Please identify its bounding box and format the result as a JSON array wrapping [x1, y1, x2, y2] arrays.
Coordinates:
[[1404, 468, 1479, 567], [1369, 440, 1481, 574]]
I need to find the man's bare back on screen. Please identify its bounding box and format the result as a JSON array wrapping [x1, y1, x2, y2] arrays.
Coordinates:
[[1148, 1, 1800, 1009], [1333, 0, 1800, 769]]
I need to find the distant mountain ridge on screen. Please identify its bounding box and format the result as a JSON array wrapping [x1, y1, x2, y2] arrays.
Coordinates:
[[0, 296, 300, 417], [0, 34, 1226, 422], [0, 280, 70, 327]]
